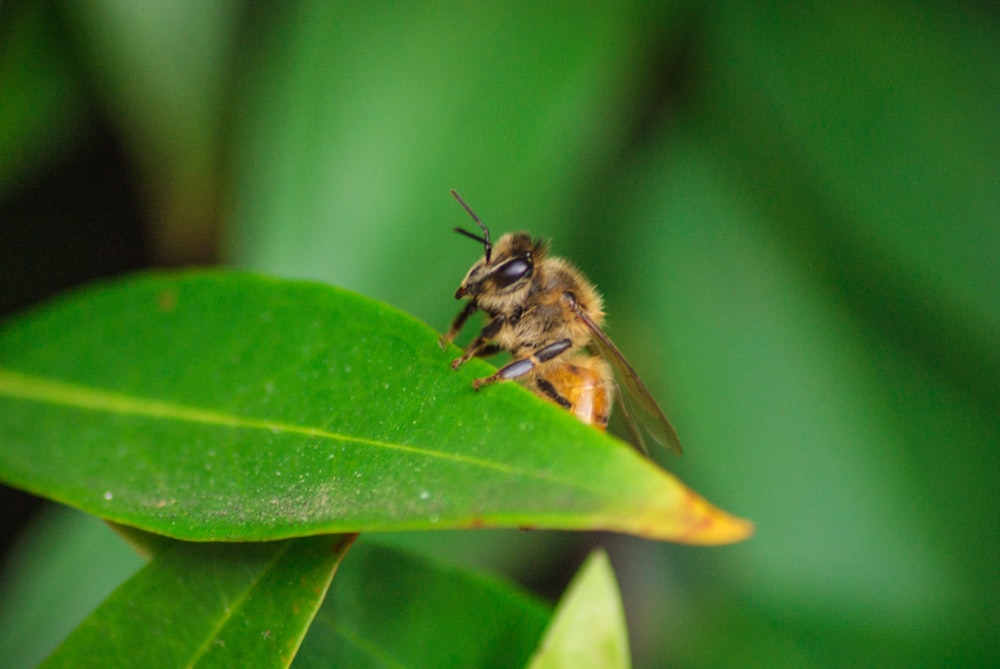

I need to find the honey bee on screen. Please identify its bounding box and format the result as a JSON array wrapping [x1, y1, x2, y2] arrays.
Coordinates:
[[439, 190, 683, 455]]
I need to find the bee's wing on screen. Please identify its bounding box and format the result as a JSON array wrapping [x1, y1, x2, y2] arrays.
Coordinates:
[[574, 307, 683, 456], [612, 381, 649, 455]]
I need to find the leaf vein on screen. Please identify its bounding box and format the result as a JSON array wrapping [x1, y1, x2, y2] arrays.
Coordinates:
[[0, 369, 549, 479]]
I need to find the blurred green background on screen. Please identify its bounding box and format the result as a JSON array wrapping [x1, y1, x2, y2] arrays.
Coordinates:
[[1, 1, 997, 667]]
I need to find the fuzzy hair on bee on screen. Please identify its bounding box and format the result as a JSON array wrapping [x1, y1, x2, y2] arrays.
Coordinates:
[[440, 190, 683, 456]]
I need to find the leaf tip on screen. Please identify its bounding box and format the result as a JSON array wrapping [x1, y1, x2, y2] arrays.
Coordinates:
[[624, 475, 756, 545]]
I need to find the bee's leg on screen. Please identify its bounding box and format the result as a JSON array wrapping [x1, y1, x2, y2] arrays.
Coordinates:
[[472, 338, 572, 389], [439, 301, 479, 349], [451, 313, 506, 369], [453, 343, 503, 366]]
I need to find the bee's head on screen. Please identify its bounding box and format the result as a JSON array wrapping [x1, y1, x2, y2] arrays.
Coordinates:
[[450, 190, 546, 303]]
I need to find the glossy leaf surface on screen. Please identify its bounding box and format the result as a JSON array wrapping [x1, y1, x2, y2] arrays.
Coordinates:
[[0, 272, 752, 544], [40, 534, 353, 669]]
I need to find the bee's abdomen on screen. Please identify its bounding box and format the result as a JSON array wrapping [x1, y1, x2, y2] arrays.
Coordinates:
[[532, 357, 612, 430]]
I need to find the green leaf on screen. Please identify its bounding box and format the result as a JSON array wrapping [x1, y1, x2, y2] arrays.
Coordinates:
[[295, 539, 550, 668], [527, 549, 630, 669], [0, 507, 145, 669], [40, 534, 354, 669], [0, 271, 752, 544]]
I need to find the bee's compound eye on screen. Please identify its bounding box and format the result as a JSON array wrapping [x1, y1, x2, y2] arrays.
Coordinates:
[[493, 257, 532, 288]]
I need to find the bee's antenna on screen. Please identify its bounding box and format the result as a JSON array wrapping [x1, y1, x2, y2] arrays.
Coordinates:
[[451, 189, 492, 263]]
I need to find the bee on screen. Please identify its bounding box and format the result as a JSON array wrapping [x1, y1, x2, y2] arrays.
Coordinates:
[[439, 190, 683, 455]]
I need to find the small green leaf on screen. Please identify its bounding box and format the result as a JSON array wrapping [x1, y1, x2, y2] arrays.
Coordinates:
[[295, 539, 550, 668], [527, 550, 630, 669], [0, 271, 752, 544], [40, 534, 354, 669]]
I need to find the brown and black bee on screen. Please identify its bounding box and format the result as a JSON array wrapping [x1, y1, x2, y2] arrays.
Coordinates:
[[440, 190, 682, 455]]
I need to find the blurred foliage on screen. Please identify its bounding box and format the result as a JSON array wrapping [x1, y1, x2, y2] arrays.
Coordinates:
[[1, 0, 997, 667]]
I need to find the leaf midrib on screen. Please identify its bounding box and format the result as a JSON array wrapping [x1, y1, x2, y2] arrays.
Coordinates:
[[0, 368, 624, 497]]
